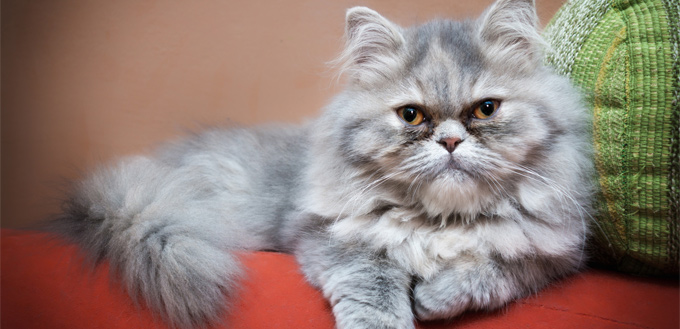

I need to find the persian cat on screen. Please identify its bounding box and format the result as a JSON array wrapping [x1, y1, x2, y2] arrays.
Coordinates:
[[51, 0, 594, 328]]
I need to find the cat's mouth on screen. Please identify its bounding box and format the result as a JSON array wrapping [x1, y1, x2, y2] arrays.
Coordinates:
[[435, 156, 473, 178], [444, 157, 463, 171]]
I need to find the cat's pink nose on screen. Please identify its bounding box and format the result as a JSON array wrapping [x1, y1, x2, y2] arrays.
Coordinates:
[[438, 137, 462, 153]]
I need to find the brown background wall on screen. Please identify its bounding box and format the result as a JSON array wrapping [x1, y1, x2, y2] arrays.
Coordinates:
[[1, 0, 564, 228]]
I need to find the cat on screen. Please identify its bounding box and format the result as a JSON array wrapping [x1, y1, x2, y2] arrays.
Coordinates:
[[50, 0, 594, 328]]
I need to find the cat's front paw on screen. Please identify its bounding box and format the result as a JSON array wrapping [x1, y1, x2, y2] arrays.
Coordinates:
[[332, 296, 416, 329], [335, 315, 416, 329], [412, 279, 469, 321], [411, 261, 514, 321]]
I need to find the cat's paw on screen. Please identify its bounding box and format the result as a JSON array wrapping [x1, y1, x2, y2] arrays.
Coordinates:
[[412, 279, 469, 321], [412, 261, 518, 321], [333, 297, 416, 329], [336, 317, 416, 329]]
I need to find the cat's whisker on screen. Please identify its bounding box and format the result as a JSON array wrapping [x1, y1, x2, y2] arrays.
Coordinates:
[[473, 157, 510, 199], [477, 174, 496, 196], [333, 170, 403, 224], [406, 171, 425, 199], [483, 174, 505, 199], [396, 155, 432, 173], [503, 164, 607, 263], [327, 171, 404, 247], [508, 165, 588, 217], [408, 171, 432, 205]]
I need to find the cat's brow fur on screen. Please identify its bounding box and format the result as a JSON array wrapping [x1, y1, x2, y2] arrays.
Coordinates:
[[49, 0, 594, 328]]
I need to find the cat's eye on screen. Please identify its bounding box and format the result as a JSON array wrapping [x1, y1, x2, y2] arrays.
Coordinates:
[[398, 106, 425, 126], [472, 100, 500, 120]]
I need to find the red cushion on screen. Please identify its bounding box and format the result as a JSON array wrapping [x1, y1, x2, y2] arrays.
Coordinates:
[[2, 229, 678, 329]]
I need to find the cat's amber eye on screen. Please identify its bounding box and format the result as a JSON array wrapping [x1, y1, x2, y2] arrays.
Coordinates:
[[398, 107, 425, 126], [472, 100, 500, 120]]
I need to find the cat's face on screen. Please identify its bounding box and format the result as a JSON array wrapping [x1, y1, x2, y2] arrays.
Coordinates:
[[327, 1, 573, 218]]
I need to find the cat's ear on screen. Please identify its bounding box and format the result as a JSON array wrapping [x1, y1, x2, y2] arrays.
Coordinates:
[[477, 0, 544, 69], [335, 7, 405, 84]]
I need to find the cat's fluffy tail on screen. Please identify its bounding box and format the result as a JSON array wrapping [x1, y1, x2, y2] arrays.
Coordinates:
[[49, 155, 249, 329]]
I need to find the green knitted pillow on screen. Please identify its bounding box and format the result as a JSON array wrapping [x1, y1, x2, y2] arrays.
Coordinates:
[[544, 0, 679, 276]]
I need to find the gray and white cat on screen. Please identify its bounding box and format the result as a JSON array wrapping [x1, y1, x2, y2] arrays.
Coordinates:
[[51, 0, 594, 328]]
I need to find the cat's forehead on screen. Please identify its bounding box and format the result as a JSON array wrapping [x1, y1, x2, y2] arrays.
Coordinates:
[[406, 20, 482, 73], [399, 20, 487, 115]]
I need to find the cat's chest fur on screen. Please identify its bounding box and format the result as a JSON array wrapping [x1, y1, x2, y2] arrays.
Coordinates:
[[328, 200, 545, 279]]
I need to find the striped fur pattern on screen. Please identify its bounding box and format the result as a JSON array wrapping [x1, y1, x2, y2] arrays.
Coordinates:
[[51, 0, 594, 328]]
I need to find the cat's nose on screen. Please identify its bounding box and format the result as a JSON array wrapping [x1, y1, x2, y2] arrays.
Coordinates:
[[438, 137, 462, 153]]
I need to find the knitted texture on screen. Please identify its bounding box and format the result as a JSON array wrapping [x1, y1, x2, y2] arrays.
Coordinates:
[[545, 0, 679, 275]]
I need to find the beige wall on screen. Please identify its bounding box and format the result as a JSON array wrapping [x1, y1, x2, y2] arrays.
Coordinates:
[[1, 0, 564, 228]]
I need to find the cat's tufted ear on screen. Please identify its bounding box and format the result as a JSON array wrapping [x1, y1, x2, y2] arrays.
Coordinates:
[[477, 0, 544, 70], [335, 7, 405, 84]]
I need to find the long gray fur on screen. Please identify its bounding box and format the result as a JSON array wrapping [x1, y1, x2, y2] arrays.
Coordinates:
[[50, 0, 594, 328]]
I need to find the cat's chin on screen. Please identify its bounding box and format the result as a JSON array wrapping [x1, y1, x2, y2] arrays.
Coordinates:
[[418, 170, 493, 219]]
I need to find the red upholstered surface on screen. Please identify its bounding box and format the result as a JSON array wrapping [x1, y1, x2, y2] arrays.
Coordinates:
[[2, 229, 678, 329]]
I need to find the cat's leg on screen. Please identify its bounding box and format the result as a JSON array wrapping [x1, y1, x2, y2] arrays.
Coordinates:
[[295, 237, 415, 329], [412, 255, 577, 320]]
